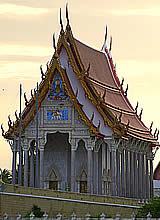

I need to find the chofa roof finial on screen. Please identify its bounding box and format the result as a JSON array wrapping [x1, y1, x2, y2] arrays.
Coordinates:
[[101, 25, 108, 50], [66, 3, 71, 31], [60, 8, 64, 33]]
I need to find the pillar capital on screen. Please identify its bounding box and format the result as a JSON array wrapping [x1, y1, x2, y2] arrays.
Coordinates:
[[22, 138, 29, 150]]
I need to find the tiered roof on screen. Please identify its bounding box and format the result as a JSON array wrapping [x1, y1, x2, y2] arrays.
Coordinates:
[[2, 7, 159, 146]]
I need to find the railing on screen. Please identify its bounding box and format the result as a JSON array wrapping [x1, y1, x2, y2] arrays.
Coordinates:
[[0, 212, 154, 220]]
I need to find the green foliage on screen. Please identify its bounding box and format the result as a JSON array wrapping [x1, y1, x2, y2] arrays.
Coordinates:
[[136, 197, 160, 218], [1, 169, 12, 184], [25, 205, 44, 218]]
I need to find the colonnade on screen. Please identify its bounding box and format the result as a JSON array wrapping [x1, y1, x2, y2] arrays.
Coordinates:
[[10, 136, 154, 199]]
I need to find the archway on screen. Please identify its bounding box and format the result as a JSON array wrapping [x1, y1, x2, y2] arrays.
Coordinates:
[[44, 132, 71, 190]]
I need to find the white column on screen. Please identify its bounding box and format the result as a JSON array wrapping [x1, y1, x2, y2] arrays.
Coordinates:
[[134, 152, 138, 198], [121, 149, 125, 197], [116, 149, 120, 196], [71, 139, 76, 192], [125, 150, 130, 197], [12, 139, 17, 185], [24, 147, 29, 187], [94, 150, 99, 194], [18, 138, 23, 185], [30, 147, 35, 187], [40, 148, 44, 188], [138, 152, 143, 199], [130, 151, 135, 198], [111, 147, 117, 196], [102, 143, 106, 194], [145, 154, 149, 199], [87, 148, 93, 194], [150, 158, 154, 198]]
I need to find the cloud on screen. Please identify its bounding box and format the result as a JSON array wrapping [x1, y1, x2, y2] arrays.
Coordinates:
[[0, 44, 52, 57], [0, 3, 49, 16], [110, 7, 160, 17]]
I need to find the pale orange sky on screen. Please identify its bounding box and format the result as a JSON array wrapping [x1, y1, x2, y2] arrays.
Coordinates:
[[0, 0, 160, 170]]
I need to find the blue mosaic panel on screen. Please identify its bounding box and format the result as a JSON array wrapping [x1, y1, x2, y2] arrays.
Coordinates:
[[47, 108, 69, 121], [48, 73, 67, 100]]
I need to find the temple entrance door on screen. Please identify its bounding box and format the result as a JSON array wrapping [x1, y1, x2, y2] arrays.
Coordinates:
[[49, 181, 58, 190], [80, 181, 87, 193]]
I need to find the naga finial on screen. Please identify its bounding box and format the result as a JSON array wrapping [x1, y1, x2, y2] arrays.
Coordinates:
[[102, 89, 106, 101], [90, 112, 94, 122], [150, 121, 153, 133], [135, 101, 139, 113], [53, 33, 56, 51], [1, 124, 5, 136], [8, 115, 12, 127], [118, 111, 122, 123], [24, 92, 28, 106], [75, 88, 78, 98], [154, 128, 157, 137], [126, 120, 130, 131], [15, 110, 19, 121], [120, 78, 124, 88], [156, 130, 159, 140], [97, 120, 101, 130], [40, 65, 45, 80], [85, 63, 90, 77], [139, 108, 143, 120], [124, 84, 128, 96], [109, 36, 112, 52]]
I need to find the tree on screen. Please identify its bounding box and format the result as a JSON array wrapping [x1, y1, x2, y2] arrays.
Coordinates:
[[0, 168, 12, 184], [25, 205, 44, 218], [136, 197, 160, 218]]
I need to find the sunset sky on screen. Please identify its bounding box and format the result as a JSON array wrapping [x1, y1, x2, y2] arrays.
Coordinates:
[[0, 0, 160, 170]]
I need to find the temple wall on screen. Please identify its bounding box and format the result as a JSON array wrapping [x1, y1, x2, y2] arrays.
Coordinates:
[[0, 184, 140, 218]]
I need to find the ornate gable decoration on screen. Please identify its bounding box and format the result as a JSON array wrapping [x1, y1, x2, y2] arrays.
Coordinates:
[[48, 72, 68, 101]]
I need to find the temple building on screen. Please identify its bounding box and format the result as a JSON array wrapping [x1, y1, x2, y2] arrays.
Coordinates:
[[2, 7, 159, 199]]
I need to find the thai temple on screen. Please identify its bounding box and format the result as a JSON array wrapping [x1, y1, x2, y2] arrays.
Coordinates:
[[2, 7, 159, 199]]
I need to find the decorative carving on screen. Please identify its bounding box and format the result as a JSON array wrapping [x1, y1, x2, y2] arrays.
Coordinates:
[[48, 73, 68, 100]]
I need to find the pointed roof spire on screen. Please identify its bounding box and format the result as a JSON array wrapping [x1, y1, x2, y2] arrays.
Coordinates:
[[60, 8, 64, 34], [52, 33, 58, 59], [66, 3, 71, 31]]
